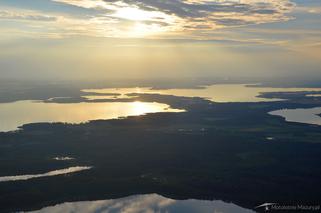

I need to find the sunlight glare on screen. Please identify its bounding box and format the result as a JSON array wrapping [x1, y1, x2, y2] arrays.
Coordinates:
[[114, 7, 159, 21], [132, 101, 156, 115], [109, 6, 177, 37]]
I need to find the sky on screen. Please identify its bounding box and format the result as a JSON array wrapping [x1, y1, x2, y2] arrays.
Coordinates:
[[0, 0, 320, 81]]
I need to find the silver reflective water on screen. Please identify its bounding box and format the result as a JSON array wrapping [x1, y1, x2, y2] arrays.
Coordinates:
[[53, 156, 75, 161], [1, 84, 321, 132], [269, 107, 321, 126], [29, 194, 254, 213], [0, 101, 182, 132], [0, 166, 92, 182], [83, 84, 321, 103], [306, 94, 321, 97]]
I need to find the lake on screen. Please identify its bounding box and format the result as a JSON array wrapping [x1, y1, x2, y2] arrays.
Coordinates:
[[83, 84, 321, 103], [1, 84, 321, 212], [0, 166, 92, 182], [1, 84, 321, 132], [0, 101, 182, 132], [269, 107, 321, 126], [29, 194, 254, 213]]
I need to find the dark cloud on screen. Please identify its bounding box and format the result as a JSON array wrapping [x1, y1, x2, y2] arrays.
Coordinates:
[[102, 0, 295, 19]]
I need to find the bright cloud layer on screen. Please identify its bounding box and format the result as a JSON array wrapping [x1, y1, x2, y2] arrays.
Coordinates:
[[52, 0, 296, 37], [0, 0, 296, 38]]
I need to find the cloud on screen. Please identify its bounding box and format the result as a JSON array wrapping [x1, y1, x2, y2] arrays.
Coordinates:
[[52, 0, 296, 32], [295, 6, 321, 14], [0, 10, 56, 22], [0, 0, 297, 39]]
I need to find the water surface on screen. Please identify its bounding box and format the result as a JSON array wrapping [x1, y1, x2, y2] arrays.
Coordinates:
[[2, 84, 321, 132], [306, 94, 321, 97], [269, 107, 321, 126], [0, 166, 92, 182], [0, 101, 182, 132], [83, 84, 321, 103], [53, 157, 75, 161], [29, 194, 254, 213]]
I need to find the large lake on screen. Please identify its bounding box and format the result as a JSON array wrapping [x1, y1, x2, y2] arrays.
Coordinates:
[[83, 84, 321, 102], [29, 194, 254, 213], [0, 101, 182, 132], [1, 84, 321, 132]]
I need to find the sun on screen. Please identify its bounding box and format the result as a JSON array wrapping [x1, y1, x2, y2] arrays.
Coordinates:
[[114, 7, 155, 21], [108, 6, 176, 37]]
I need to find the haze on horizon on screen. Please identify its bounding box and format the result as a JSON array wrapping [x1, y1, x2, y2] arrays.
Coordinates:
[[0, 0, 320, 82]]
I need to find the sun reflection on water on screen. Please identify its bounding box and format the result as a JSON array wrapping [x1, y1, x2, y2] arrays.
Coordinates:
[[0, 101, 183, 132]]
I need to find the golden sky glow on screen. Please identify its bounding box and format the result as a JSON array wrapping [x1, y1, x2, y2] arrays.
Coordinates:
[[47, 0, 296, 38], [0, 0, 321, 80], [0, 0, 298, 38]]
